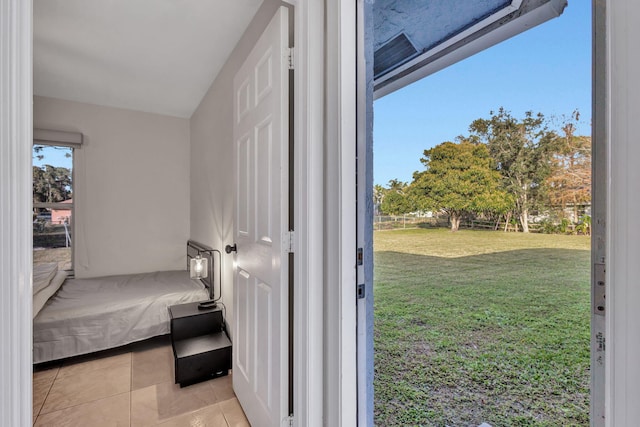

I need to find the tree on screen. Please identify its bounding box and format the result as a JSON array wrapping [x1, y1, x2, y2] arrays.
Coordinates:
[[469, 108, 556, 232], [546, 113, 591, 220], [380, 180, 414, 216], [373, 184, 385, 215], [33, 164, 72, 204], [386, 179, 405, 192], [411, 141, 512, 232]]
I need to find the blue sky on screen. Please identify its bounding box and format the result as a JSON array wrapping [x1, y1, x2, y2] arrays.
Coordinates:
[[33, 145, 73, 170], [373, 1, 592, 187]]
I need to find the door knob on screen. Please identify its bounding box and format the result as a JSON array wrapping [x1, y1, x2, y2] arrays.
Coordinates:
[[225, 244, 237, 254]]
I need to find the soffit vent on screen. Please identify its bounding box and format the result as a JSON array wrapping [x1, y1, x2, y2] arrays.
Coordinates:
[[374, 33, 419, 79]]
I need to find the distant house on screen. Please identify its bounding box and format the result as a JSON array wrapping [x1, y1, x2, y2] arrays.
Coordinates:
[[51, 199, 72, 224]]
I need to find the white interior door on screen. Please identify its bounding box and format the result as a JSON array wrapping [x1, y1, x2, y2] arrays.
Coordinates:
[[232, 7, 289, 427]]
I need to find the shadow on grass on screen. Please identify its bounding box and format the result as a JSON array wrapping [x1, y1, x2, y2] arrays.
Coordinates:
[[373, 248, 590, 427]]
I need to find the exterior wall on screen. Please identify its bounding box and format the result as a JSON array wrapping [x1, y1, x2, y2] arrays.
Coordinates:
[[34, 96, 190, 278], [51, 200, 72, 225], [189, 0, 281, 336], [358, 0, 375, 425]]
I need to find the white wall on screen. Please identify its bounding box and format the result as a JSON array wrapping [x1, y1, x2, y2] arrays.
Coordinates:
[[189, 0, 281, 334], [34, 96, 190, 278]]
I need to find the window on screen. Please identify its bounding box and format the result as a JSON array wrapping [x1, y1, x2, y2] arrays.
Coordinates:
[[32, 129, 82, 273]]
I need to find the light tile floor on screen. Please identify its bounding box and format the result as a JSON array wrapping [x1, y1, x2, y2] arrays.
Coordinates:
[[33, 336, 249, 426]]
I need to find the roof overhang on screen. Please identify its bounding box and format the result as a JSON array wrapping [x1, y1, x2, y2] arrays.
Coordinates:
[[373, 0, 568, 99]]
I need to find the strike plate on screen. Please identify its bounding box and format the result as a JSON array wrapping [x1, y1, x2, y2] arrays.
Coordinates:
[[594, 263, 605, 316]]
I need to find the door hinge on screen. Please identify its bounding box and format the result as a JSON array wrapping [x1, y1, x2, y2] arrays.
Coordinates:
[[287, 47, 295, 70], [283, 415, 294, 427], [284, 230, 295, 253], [357, 247, 364, 266], [357, 283, 365, 299]]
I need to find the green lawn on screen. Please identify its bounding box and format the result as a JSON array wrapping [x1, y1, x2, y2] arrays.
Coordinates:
[[374, 228, 590, 426]]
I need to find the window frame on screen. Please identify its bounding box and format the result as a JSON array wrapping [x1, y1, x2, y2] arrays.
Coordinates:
[[32, 129, 82, 274]]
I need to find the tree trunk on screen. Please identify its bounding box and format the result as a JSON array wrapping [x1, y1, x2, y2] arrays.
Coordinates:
[[450, 213, 461, 232], [504, 212, 511, 232], [520, 209, 530, 233], [521, 187, 529, 232]]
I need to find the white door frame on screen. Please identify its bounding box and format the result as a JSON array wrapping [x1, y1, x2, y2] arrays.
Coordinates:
[[591, 1, 606, 424], [287, 0, 326, 426], [323, 0, 358, 425], [603, 0, 640, 424], [273, 1, 361, 425], [290, 1, 360, 424], [0, 0, 33, 426]]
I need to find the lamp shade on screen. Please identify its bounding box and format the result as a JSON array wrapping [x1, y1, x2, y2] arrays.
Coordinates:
[[190, 255, 208, 279]]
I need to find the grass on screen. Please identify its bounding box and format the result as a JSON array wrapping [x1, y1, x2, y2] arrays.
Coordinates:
[[374, 228, 590, 426]]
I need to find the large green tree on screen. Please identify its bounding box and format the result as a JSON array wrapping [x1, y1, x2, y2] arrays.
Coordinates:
[[469, 108, 556, 232], [33, 164, 72, 204], [380, 179, 414, 216], [411, 140, 512, 232]]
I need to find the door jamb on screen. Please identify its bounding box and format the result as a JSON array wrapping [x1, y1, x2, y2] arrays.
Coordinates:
[[324, 0, 359, 425], [285, 0, 326, 426], [591, 0, 606, 424]]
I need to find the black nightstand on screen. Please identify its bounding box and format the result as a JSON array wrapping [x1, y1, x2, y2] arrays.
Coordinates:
[[168, 301, 232, 387]]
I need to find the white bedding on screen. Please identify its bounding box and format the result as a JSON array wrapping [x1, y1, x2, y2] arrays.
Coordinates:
[[33, 270, 68, 318], [33, 270, 208, 363], [33, 262, 59, 294]]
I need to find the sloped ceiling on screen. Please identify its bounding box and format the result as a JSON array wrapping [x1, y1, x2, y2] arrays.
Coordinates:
[[34, 0, 263, 118]]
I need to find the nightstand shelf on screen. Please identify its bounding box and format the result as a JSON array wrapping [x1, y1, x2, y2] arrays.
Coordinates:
[[169, 301, 232, 387]]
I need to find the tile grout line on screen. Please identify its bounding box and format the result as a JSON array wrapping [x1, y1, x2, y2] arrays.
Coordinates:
[[221, 406, 232, 427], [39, 370, 131, 415], [55, 356, 132, 380], [129, 351, 133, 427], [35, 364, 62, 423], [37, 391, 132, 419], [38, 357, 133, 417]]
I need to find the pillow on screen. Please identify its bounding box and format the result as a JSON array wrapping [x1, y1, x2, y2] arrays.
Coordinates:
[[33, 270, 68, 319], [33, 262, 58, 295]]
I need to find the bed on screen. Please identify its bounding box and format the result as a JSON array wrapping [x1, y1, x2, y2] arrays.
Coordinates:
[[33, 240, 213, 364]]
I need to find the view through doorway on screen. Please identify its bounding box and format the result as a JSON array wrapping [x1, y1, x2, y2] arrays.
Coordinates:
[[371, 2, 592, 425]]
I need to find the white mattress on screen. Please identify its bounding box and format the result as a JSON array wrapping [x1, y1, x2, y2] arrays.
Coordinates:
[[33, 270, 209, 363]]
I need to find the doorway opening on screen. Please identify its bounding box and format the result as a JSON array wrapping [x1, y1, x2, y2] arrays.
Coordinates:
[[369, 2, 593, 425]]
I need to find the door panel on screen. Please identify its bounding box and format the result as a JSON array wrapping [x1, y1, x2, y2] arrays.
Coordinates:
[[236, 269, 252, 382], [232, 6, 289, 427], [256, 280, 273, 407], [237, 134, 251, 237], [256, 119, 273, 244]]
